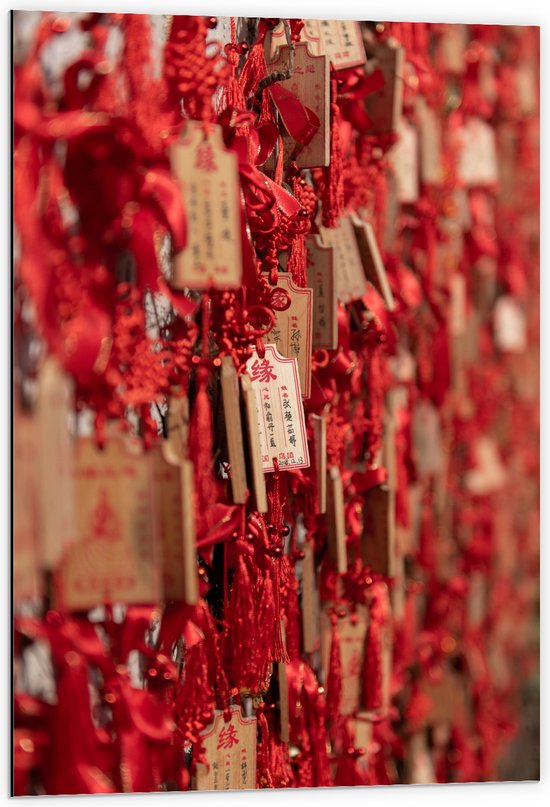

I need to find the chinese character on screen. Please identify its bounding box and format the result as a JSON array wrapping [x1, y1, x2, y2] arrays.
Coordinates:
[[249, 358, 277, 383], [217, 723, 239, 750], [195, 142, 217, 172]]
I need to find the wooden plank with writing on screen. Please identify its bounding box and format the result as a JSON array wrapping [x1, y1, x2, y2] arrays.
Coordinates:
[[240, 374, 268, 512], [306, 235, 337, 349], [194, 705, 257, 790], [152, 449, 198, 604], [13, 402, 42, 603], [320, 216, 367, 304], [220, 357, 248, 504], [365, 39, 404, 134], [245, 346, 310, 473], [351, 216, 396, 311], [266, 42, 330, 169], [55, 438, 161, 610], [360, 484, 394, 577], [170, 121, 242, 289], [36, 356, 76, 571], [263, 273, 313, 398], [327, 466, 347, 574], [268, 19, 366, 71]]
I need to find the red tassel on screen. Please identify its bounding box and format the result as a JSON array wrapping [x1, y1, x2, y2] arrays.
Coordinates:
[[321, 78, 344, 228]]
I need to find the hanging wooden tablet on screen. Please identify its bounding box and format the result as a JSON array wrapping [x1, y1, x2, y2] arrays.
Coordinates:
[[365, 39, 404, 134], [266, 42, 330, 169], [262, 272, 313, 398], [164, 391, 189, 462], [320, 216, 367, 304], [416, 95, 444, 185], [169, 121, 242, 289], [36, 356, 76, 571], [240, 374, 268, 512], [388, 119, 420, 203], [301, 539, 321, 654], [268, 19, 366, 71], [220, 356, 248, 504], [55, 437, 161, 611], [312, 413, 327, 514], [320, 604, 369, 716], [457, 117, 499, 187], [13, 400, 42, 602], [153, 448, 198, 604], [193, 705, 257, 790], [306, 235, 338, 350], [360, 484, 394, 577], [351, 216, 396, 310], [244, 346, 310, 473], [327, 466, 347, 574]]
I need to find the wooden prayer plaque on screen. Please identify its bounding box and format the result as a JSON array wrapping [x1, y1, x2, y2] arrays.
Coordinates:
[[170, 121, 242, 289], [194, 705, 257, 791], [263, 272, 313, 398], [220, 357, 248, 504], [306, 235, 338, 350], [266, 42, 330, 168], [55, 438, 161, 610]]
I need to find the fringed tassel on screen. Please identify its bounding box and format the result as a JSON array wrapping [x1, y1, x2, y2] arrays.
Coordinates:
[[333, 725, 368, 786], [321, 78, 344, 228], [256, 707, 274, 788]]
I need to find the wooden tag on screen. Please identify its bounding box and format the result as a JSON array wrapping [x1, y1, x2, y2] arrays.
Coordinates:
[[416, 96, 443, 185], [220, 357, 248, 504], [301, 539, 321, 654], [365, 39, 404, 134], [389, 119, 419, 203], [153, 449, 198, 604], [327, 466, 347, 574], [411, 400, 444, 480], [493, 295, 527, 353], [306, 235, 337, 350], [457, 117, 499, 187], [193, 705, 257, 790], [263, 272, 313, 398], [36, 356, 76, 571], [320, 216, 367, 304], [244, 346, 310, 473], [55, 438, 161, 610], [240, 374, 268, 512], [170, 121, 242, 289], [268, 19, 366, 71], [360, 485, 394, 577], [311, 413, 327, 514], [13, 401, 42, 603], [351, 216, 395, 310], [419, 667, 468, 728], [407, 732, 435, 784], [437, 23, 468, 75], [320, 604, 369, 716], [164, 392, 189, 463], [267, 42, 330, 168]]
